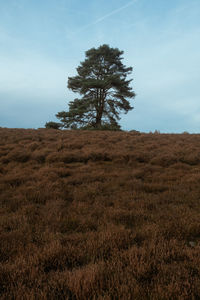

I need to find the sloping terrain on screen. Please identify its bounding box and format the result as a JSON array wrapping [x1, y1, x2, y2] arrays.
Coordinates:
[[0, 128, 200, 299]]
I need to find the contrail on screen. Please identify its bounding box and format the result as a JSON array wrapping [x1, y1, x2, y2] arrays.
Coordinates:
[[93, 0, 138, 25], [73, 0, 138, 35]]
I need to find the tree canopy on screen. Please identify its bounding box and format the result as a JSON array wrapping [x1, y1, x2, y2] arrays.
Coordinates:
[[56, 44, 135, 130]]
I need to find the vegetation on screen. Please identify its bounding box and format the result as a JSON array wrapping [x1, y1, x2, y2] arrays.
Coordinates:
[[56, 44, 135, 130], [0, 128, 200, 299], [45, 121, 62, 129]]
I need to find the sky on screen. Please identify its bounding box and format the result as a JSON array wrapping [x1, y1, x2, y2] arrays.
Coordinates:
[[0, 0, 200, 132]]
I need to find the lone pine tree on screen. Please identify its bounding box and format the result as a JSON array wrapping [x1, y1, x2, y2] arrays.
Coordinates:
[[56, 44, 135, 130]]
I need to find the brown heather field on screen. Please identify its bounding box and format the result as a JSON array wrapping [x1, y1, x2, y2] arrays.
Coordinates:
[[0, 128, 200, 299]]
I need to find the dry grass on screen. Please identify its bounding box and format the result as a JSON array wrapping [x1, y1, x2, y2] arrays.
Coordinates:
[[0, 128, 200, 299]]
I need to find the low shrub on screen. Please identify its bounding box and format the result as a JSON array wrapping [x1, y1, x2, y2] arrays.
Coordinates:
[[1, 128, 200, 299], [45, 121, 62, 129]]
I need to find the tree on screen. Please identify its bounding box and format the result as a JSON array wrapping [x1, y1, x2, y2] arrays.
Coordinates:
[[56, 44, 135, 130], [45, 121, 62, 129]]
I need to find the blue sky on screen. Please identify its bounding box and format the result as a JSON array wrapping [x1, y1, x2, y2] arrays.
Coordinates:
[[0, 0, 200, 132]]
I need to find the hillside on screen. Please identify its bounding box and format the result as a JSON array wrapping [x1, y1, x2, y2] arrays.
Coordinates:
[[0, 128, 200, 299]]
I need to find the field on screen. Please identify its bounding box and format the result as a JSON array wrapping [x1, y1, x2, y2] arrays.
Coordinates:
[[0, 128, 200, 299]]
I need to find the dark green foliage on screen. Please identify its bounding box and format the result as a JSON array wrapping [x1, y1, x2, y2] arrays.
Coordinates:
[[45, 121, 62, 129], [56, 44, 135, 129], [79, 122, 122, 131]]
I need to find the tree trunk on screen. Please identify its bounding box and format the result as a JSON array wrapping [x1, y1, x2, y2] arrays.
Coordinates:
[[95, 112, 102, 127], [94, 89, 105, 127]]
